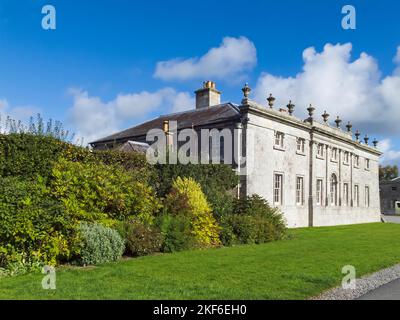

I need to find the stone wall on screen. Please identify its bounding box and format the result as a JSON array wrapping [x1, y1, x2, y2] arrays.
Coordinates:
[[380, 181, 400, 215]]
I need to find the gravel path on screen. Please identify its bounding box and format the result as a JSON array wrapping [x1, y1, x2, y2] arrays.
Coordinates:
[[311, 264, 400, 300]]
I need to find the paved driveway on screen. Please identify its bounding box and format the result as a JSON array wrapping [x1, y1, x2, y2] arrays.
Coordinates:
[[381, 215, 400, 224], [357, 217, 400, 300], [358, 279, 400, 300]]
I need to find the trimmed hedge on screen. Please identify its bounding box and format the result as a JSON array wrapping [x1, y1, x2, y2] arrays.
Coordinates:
[[0, 133, 89, 179], [0, 134, 153, 184]]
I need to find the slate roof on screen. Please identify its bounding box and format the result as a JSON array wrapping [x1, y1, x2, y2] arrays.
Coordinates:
[[90, 103, 241, 145], [117, 141, 149, 153]]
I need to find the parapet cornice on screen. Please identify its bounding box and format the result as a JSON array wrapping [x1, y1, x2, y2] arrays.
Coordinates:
[[240, 100, 382, 157]]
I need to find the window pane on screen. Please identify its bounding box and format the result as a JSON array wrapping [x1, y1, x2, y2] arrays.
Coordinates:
[[330, 174, 337, 206], [296, 177, 304, 205], [316, 179, 323, 205], [274, 174, 283, 205]]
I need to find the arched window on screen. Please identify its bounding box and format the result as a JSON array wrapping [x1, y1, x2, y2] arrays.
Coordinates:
[[330, 174, 338, 206]]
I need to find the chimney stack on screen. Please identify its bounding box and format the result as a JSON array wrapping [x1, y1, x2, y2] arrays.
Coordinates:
[[195, 81, 221, 109]]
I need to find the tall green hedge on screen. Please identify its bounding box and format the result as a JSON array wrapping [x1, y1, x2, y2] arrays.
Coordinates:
[[0, 134, 154, 183], [0, 133, 89, 179]]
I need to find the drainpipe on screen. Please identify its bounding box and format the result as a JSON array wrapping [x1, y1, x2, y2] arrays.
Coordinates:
[[308, 130, 314, 227]]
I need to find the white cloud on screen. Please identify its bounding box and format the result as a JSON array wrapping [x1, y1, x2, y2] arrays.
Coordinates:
[[170, 92, 194, 113], [67, 89, 118, 144], [379, 139, 400, 165], [67, 87, 194, 143], [253, 43, 400, 135], [154, 36, 257, 81]]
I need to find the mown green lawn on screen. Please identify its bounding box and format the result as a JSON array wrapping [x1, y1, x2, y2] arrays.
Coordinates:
[[1, 222, 400, 300]]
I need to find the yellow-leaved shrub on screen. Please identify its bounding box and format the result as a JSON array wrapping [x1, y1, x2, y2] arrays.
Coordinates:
[[165, 177, 221, 248]]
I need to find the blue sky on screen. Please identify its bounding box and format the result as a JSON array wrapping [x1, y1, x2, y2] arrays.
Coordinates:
[[0, 0, 399, 163]]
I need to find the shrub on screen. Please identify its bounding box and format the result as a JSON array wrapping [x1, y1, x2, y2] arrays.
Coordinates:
[[50, 158, 161, 225], [0, 176, 75, 267], [156, 214, 196, 253], [0, 256, 43, 278], [155, 163, 239, 217], [218, 195, 287, 246], [164, 177, 221, 248], [78, 223, 125, 265], [0, 133, 89, 179], [117, 220, 162, 256]]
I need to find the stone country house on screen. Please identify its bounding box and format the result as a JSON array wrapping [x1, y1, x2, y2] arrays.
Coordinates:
[[91, 81, 382, 228]]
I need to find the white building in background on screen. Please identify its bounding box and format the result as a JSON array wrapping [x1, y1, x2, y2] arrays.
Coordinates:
[[91, 81, 382, 228]]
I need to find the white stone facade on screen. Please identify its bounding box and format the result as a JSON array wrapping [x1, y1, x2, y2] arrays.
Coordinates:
[[238, 100, 381, 228]]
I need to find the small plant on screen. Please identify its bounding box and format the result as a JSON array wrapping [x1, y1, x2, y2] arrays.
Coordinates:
[[78, 223, 125, 266], [0, 257, 43, 278], [117, 220, 162, 256]]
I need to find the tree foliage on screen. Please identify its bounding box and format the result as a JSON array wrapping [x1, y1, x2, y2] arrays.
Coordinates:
[[379, 165, 399, 181]]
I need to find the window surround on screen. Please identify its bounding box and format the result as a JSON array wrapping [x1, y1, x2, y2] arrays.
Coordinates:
[[316, 143, 325, 159], [296, 138, 306, 155], [316, 178, 324, 206], [365, 158, 370, 171], [343, 183, 349, 206], [273, 172, 284, 206], [343, 151, 350, 166], [354, 155, 360, 168], [273, 131, 285, 151], [330, 173, 338, 206], [354, 184, 360, 207], [365, 186, 370, 207], [296, 175, 305, 206], [330, 147, 338, 163]]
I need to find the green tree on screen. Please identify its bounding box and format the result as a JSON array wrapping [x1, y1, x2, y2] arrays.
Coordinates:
[[379, 165, 399, 181]]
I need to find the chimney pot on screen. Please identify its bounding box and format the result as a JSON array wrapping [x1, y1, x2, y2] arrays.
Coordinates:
[[163, 120, 169, 133]]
